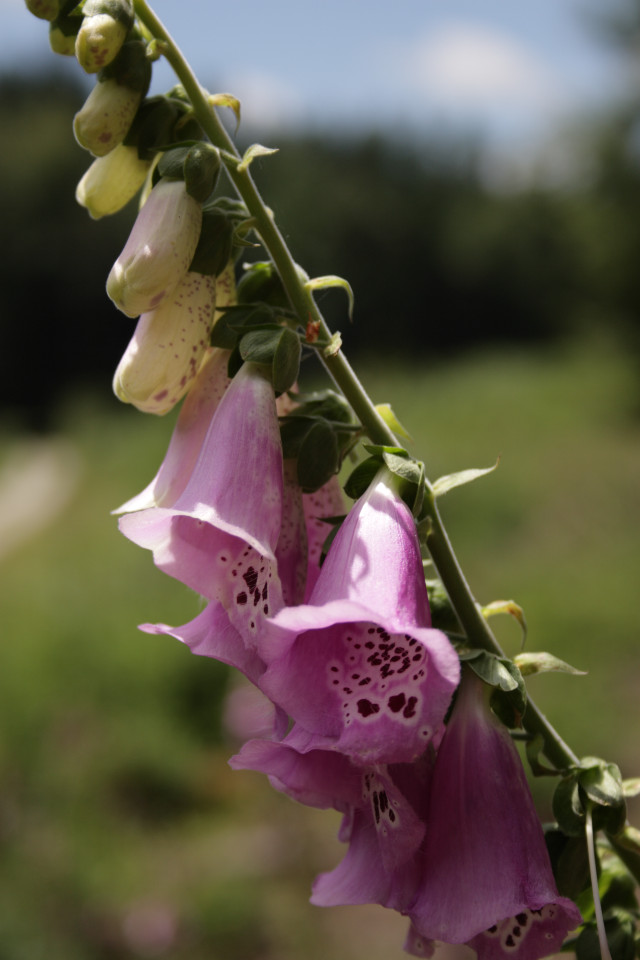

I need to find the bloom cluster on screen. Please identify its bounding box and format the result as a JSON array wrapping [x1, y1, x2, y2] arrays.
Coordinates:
[[24, 2, 598, 956], [103, 188, 580, 955]]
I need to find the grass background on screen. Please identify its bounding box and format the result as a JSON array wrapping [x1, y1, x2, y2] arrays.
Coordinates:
[[1, 334, 638, 960]]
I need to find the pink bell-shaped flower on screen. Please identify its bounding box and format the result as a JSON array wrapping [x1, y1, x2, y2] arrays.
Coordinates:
[[114, 346, 231, 514], [258, 472, 460, 765], [231, 734, 431, 914], [407, 672, 582, 960]]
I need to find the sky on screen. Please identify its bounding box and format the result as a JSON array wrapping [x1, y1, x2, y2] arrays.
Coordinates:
[[3, 0, 631, 180]]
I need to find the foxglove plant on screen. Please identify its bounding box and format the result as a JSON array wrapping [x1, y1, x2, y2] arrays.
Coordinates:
[[24, 2, 640, 959]]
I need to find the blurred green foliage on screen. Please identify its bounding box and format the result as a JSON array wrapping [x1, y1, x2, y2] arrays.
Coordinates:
[[3, 57, 640, 428]]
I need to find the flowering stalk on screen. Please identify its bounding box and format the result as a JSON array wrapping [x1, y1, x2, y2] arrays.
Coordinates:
[[131, 0, 578, 775]]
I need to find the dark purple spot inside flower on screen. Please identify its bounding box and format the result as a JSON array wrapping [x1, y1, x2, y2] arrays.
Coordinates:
[[388, 693, 406, 713], [243, 567, 258, 591], [378, 791, 388, 813], [253, 589, 260, 606], [516, 914, 527, 926], [357, 699, 380, 718], [487, 926, 498, 934], [358, 677, 371, 686], [236, 592, 247, 605], [388, 808, 396, 822], [403, 696, 418, 719], [373, 792, 380, 823]]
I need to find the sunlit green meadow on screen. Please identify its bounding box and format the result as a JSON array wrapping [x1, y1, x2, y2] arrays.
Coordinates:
[[1, 336, 638, 959]]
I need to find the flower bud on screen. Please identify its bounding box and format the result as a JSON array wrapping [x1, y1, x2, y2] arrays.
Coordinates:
[[75, 0, 134, 74], [24, 0, 60, 21], [113, 271, 216, 414], [73, 41, 150, 157], [76, 144, 150, 218], [107, 178, 203, 317], [73, 77, 142, 157]]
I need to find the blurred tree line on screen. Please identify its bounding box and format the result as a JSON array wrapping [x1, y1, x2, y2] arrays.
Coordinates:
[[2, 51, 640, 429]]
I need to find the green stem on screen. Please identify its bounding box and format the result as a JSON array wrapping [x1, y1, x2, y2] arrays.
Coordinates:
[[132, 0, 579, 773]]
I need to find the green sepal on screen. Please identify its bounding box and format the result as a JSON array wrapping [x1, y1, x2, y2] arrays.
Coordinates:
[[296, 419, 340, 493], [553, 773, 586, 837], [285, 389, 354, 426], [82, 0, 134, 28], [123, 96, 189, 159], [578, 758, 625, 812], [515, 650, 586, 677], [49, 10, 82, 53], [156, 144, 191, 180], [460, 650, 527, 726], [237, 260, 308, 309], [344, 455, 383, 500], [425, 579, 461, 634], [526, 733, 561, 777], [432, 460, 499, 498], [239, 327, 301, 395], [183, 142, 220, 203], [545, 828, 591, 900], [99, 39, 151, 95], [189, 206, 235, 276], [238, 143, 278, 173], [305, 275, 354, 321], [210, 304, 277, 350]]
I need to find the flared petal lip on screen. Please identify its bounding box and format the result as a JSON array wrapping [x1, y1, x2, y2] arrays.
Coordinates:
[[263, 598, 458, 676], [119, 503, 277, 562]]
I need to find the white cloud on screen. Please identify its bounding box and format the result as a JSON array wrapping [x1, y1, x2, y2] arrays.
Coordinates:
[[223, 71, 305, 132], [400, 22, 566, 113]]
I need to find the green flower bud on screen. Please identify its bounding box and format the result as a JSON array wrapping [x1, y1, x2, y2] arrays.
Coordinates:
[[76, 144, 151, 218], [113, 271, 216, 414], [75, 0, 134, 74], [24, 0, 60, 22], [106, 177, 203, 317]]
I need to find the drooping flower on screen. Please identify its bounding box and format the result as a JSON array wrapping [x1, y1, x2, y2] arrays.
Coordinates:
[[119, 360, 283, 605], [407, 671, 582, 960], [258, 471, 460, 765], [230, 734, 432, 915], [106, 178, 202, 318], [74, 76, 143, 157], [112, 270, 216, 415], [76, 144, 151, 219], [114, 346, 230, 514], [119, 362, 285, 681]]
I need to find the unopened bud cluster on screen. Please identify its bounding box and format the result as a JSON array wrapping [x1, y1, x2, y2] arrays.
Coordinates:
[[24, 0, 258, 414]]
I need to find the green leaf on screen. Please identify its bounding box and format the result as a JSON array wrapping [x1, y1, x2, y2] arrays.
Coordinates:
[[238, 143, 279, 173], [545, 828, 591, 899], [515, 651, 586, 677], [297, 420, 339, 493], [305, 275, 355, 320], [344, 456, 382, 500], [482, 600, 528, 645], [432, 459, 499, 498], [272, 327, 301, 394]]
